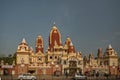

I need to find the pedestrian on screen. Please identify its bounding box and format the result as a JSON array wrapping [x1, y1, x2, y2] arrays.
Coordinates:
[[65, 71, 68, 78]]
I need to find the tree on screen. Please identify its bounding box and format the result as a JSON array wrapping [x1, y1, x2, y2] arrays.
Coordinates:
[[0, 53, 16, 65]]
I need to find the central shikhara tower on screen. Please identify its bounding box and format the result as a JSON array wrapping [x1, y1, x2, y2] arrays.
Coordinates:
[[15, 23, 118, 76]]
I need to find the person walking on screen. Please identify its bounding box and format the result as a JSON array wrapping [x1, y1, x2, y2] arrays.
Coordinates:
[[65, 71, 68, 78]]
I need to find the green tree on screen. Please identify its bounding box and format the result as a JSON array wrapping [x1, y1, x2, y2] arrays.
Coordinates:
[[0, 53, 16, 65]]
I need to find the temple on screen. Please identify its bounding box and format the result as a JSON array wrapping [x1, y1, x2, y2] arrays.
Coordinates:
[[0, 23, 120, 76]]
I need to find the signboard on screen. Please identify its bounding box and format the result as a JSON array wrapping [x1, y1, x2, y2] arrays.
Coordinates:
[[2, 65, 13, 68]]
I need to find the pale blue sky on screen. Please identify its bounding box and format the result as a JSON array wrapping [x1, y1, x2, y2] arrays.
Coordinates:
[[0, 0, 120, 57]]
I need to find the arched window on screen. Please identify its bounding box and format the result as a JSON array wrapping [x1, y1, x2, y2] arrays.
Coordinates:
[[64, 60, 66, 65], [38, 57, 42, 61], [21, 47, 25, 51], [50, 56, 52, 59]]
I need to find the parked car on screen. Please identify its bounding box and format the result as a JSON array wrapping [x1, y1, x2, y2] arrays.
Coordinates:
[[72, 73, 87, 80], [18, 73, 37, 80]]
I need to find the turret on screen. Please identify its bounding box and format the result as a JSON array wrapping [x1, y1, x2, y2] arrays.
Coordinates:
[[97, 48, 103, 58], [65, 37, 76, 53], [105, 44, 117, 56], [35, 35, 44, 53], [17, 38, 29, 52]]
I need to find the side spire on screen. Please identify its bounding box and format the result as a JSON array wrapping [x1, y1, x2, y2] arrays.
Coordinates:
[[22, 38, 26, 43], [53, 21, 56, 25], [108, 44, 112, 49], [70, 41, 73, 46], [35, 35, 44, 53]]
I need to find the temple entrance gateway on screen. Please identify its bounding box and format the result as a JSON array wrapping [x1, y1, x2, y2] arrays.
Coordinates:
[[3, 69, 9, 75], [69, 61, 77, 76], [28, 70, 36, 74], [65, 57, 83, 76], [2, 65, 13, 75]]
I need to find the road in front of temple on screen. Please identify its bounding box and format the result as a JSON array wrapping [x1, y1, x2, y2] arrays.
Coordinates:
[[1, 75, 120, 80]]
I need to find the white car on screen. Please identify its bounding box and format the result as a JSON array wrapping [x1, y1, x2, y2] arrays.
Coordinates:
[[18, 73, 37, 80], [73, 73, 87, 80]]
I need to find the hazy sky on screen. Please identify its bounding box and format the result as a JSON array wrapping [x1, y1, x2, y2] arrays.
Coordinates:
[[0, 0, 120, 57]]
